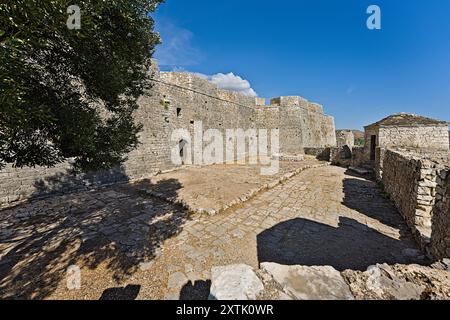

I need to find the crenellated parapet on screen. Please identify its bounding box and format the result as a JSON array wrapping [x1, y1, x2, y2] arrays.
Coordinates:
[[269, 96, 324, 114]]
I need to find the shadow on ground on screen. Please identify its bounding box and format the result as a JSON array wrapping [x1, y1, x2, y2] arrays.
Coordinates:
[[179, 280, 212, 300], [0, 169, 189, 299], [99, 284, 141, 300], [258, 173, 426, 271], [342, 175, 404, 229], [257, 217, 424, 271]]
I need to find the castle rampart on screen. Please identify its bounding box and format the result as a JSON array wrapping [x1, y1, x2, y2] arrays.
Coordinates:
[[0, 62, 336, 206]]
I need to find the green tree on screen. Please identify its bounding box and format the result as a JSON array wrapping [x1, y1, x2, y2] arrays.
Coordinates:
[[0, 0, 162, 172]]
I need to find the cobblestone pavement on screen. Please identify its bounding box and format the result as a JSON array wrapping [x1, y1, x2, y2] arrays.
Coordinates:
[[0, 165, 426, 300], [135, 158, 323, 215]]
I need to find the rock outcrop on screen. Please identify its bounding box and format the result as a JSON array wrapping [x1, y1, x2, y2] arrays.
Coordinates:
[[342, 263, 450, 300]]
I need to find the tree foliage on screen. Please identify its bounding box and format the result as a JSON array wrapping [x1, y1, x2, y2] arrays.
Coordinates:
[[0, 0, 162, 172]]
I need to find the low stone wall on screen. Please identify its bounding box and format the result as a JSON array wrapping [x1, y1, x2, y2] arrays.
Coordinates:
[[351, 147, 366, 167], [305, 146, 368, 168], [330, 146, 352, 167], [382, 151, 426, 231], [304, 147, 331, 161], [431, 170, 450, 259], [381, 149, 450, 259], [0, 163, 131, 205]]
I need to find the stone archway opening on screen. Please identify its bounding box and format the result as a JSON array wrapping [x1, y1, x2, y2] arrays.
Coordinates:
[[179, 139, 188, 165]]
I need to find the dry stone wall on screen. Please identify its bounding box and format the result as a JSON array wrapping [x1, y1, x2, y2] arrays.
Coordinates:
[[350, 147, 366, 167], [431, 170, 450, 259], [382, 149, 450, 259], [0, 63, 336, 206]]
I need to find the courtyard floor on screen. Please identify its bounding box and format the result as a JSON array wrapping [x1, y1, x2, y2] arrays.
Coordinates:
[[135, 157, 323, 214], [0, 164, 426, 300]]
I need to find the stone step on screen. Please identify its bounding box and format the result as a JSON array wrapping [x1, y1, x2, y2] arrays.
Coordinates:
[[348, 166, 373, 175]]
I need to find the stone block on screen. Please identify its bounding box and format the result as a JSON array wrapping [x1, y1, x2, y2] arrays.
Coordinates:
[[209, 264, 264, 300], [261, 262, 354, 300]]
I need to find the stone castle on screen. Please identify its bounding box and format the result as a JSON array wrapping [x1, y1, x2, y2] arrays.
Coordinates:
[[0, 61, 337, 206], [1, 61, 449, 300], [1, 61, 449, 262]]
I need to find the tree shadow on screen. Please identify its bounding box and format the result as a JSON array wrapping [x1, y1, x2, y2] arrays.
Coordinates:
[[31, 166, 131, 199], [342, 175, 403, 229], [99, 284, 141, 300], [179, 280, 211, 300], [257, 217, 426, 272], [0, 168, 189, 299]]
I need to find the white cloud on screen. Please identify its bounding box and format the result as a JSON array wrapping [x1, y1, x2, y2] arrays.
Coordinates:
[[154, 20, 257, 97], [203, 72, 257, 97]]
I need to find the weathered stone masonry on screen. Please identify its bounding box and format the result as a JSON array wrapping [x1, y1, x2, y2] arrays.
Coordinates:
[[363, 113, 449, 179], [382, 149, 450, 259], [0, 62, 336, 206], [431, 168, 450, 259]]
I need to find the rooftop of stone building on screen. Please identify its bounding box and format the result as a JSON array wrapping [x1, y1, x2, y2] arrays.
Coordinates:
[[366, 113, 448, 128]]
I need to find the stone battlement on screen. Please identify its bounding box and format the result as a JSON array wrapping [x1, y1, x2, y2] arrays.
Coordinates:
[[0, 61, 337, 206], [157, 69, 327, 116], [269, 96, 324, 114]]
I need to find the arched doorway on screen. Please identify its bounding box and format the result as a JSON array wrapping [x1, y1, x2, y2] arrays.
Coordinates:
[[179, 139, 188, 165]]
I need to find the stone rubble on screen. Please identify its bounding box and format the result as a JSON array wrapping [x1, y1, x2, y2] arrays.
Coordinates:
[[342, 263, 450, 300]]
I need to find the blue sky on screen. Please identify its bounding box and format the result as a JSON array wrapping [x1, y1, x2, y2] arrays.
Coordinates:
[[152, 0, 450, 130]]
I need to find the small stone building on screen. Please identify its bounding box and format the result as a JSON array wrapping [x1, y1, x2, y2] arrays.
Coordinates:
[[364, 113, 449, 170]]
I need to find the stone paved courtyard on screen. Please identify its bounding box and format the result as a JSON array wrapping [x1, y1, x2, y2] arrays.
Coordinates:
[[0, 165, 426, 300], [135, 157, 324, 215]]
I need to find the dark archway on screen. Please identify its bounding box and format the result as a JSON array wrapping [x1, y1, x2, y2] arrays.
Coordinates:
[[179, 139, 188, 165]]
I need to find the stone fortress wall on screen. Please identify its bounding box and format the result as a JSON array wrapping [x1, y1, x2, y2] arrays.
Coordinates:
[[0, 61, 337, 206]]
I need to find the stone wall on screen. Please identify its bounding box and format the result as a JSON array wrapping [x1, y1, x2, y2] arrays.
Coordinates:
[[336, 130, 355, 148], [382, 150, 427, 232], [431, 169, 450, 259], [0, 63, 336, 206], [364, 125, 449, 180], [351, 147, 366, 167], [304, 147, 331, 161], [330, 146, 353, 167], [379, 126, 449, 150], [381, 149, 450, 259], [305, 146, 366, 168]]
